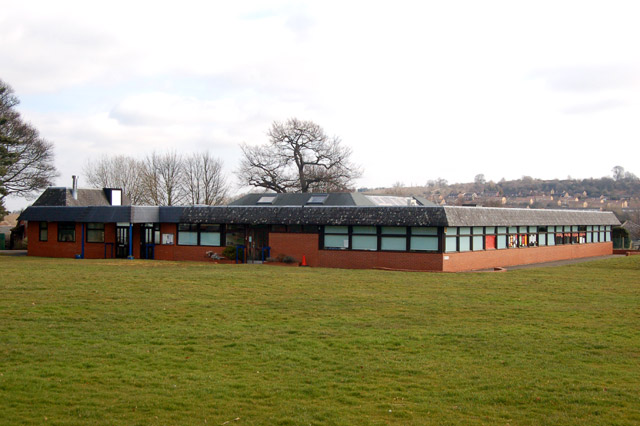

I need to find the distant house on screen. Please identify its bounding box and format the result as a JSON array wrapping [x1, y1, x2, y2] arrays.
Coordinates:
[[19, 186, 619, 271]]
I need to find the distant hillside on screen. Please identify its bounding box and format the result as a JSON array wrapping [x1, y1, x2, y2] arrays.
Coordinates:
[[360, 175, 640, 222]]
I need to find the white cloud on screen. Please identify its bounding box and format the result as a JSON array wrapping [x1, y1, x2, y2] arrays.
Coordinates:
[[3, 0, 640, 211]]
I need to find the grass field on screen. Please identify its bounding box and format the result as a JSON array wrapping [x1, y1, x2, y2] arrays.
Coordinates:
[[1, 255, 639, 425]]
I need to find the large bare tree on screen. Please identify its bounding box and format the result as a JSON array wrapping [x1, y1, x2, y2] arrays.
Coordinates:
[[1, 79, 58, 213], [238, 118, 361, 193], [141, 151, 184, 206], [83, 155, 147, 204], [182, 151, 228, 205]]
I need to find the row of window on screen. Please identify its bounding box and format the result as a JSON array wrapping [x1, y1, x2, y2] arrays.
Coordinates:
[[38, 222, 613, 253], [39, 222, 224, 246], [321, 225, 612, 253], [323, 226, 439, 251], [177, 224, 222, 246], [40, 222, 106, 243], [443, 225, 611, 253]]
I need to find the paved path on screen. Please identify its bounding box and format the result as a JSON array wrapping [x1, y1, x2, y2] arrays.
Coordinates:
[[477, 254, 623, 272]]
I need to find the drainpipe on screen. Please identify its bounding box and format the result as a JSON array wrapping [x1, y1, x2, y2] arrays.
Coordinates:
[[128, 223, 133, 259], [81, 223, 85, 259]]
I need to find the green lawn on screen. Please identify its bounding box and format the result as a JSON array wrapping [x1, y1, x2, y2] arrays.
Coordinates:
[[1, 256, 639, 425]]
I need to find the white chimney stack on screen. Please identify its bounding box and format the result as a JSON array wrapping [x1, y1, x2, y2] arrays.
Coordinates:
[[72, 175, 78, 200]]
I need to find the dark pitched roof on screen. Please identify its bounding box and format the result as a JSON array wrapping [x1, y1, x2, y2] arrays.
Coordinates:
[[19, 205, 620, 227], [159, 206, 449, 226], [32, 187, 130, 207], [230, 192, 437, 207], [230, 193, 358, 206]]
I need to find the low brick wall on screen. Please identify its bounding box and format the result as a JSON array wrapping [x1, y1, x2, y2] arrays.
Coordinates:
[[444, 242, 613, 272]]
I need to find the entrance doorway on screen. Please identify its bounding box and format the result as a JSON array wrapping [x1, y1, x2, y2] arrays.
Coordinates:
[[247, 225, 270, 262], [115, 226, 129, 258], [140, 223, 159, 260]]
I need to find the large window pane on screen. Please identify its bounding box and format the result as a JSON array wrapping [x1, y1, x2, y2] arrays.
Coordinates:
[[39, 222, 48, 242], [178, 223, 198, 245], [58, 222, 75, 242], [445, 236, 457, 252], [548, 234, 555, 245], [200, 224, 221, 246], [87, 223, 105, 243], [325, 235, 348, 249], [472, 235, 483, 251], [352, 235, 377, 250], [411, 236, 438, 251], [200, 233, 220, 246], [459, 236, 471, 252], [381, 237, 406, 251], [497, 235, 507, 249]]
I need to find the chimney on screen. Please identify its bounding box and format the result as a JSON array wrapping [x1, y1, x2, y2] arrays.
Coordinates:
[[72, 175, 78, 200]]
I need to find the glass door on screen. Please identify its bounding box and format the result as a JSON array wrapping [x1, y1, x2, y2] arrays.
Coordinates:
[[115, 226, 129, 258]]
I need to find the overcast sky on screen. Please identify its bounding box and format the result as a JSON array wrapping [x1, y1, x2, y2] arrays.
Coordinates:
[[2, 0, 640, 210]]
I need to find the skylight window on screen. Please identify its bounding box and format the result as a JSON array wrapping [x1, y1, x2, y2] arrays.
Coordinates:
[[257, 195, 277, 204], [365, 195, 417, 206], [307, 195, 328, 204]]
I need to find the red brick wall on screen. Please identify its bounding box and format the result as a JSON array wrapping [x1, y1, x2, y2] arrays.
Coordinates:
[[269, 232, 443, 271], [28, 221, 81, 258], [269, 232, 320, 265], [28, 222, 141, 259], [153, 223, 226, 262], [443, 242, 613, 272]]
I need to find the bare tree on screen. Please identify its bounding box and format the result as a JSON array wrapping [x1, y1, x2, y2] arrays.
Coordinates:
[[142, 151, 184, 206], [237, 118, 361, 193], [83, 155, 147, 204], [1, 79, 58, 213], [612, 166, 625, 181], [182, 151, 228, 205], [474, 174, 486, 185]]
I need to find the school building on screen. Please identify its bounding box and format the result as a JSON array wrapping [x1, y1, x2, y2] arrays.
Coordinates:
[[18, 187, 620, 272]]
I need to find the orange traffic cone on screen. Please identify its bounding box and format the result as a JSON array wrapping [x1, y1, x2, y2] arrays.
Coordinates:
[[300, 255, 309, 267]]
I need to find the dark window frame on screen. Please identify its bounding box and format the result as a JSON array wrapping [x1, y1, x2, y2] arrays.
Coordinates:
[[177, 223, 223, 246], [39, 221, 48, 242], [57, 222, 76, 243], [86, 222, 105, 243]]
